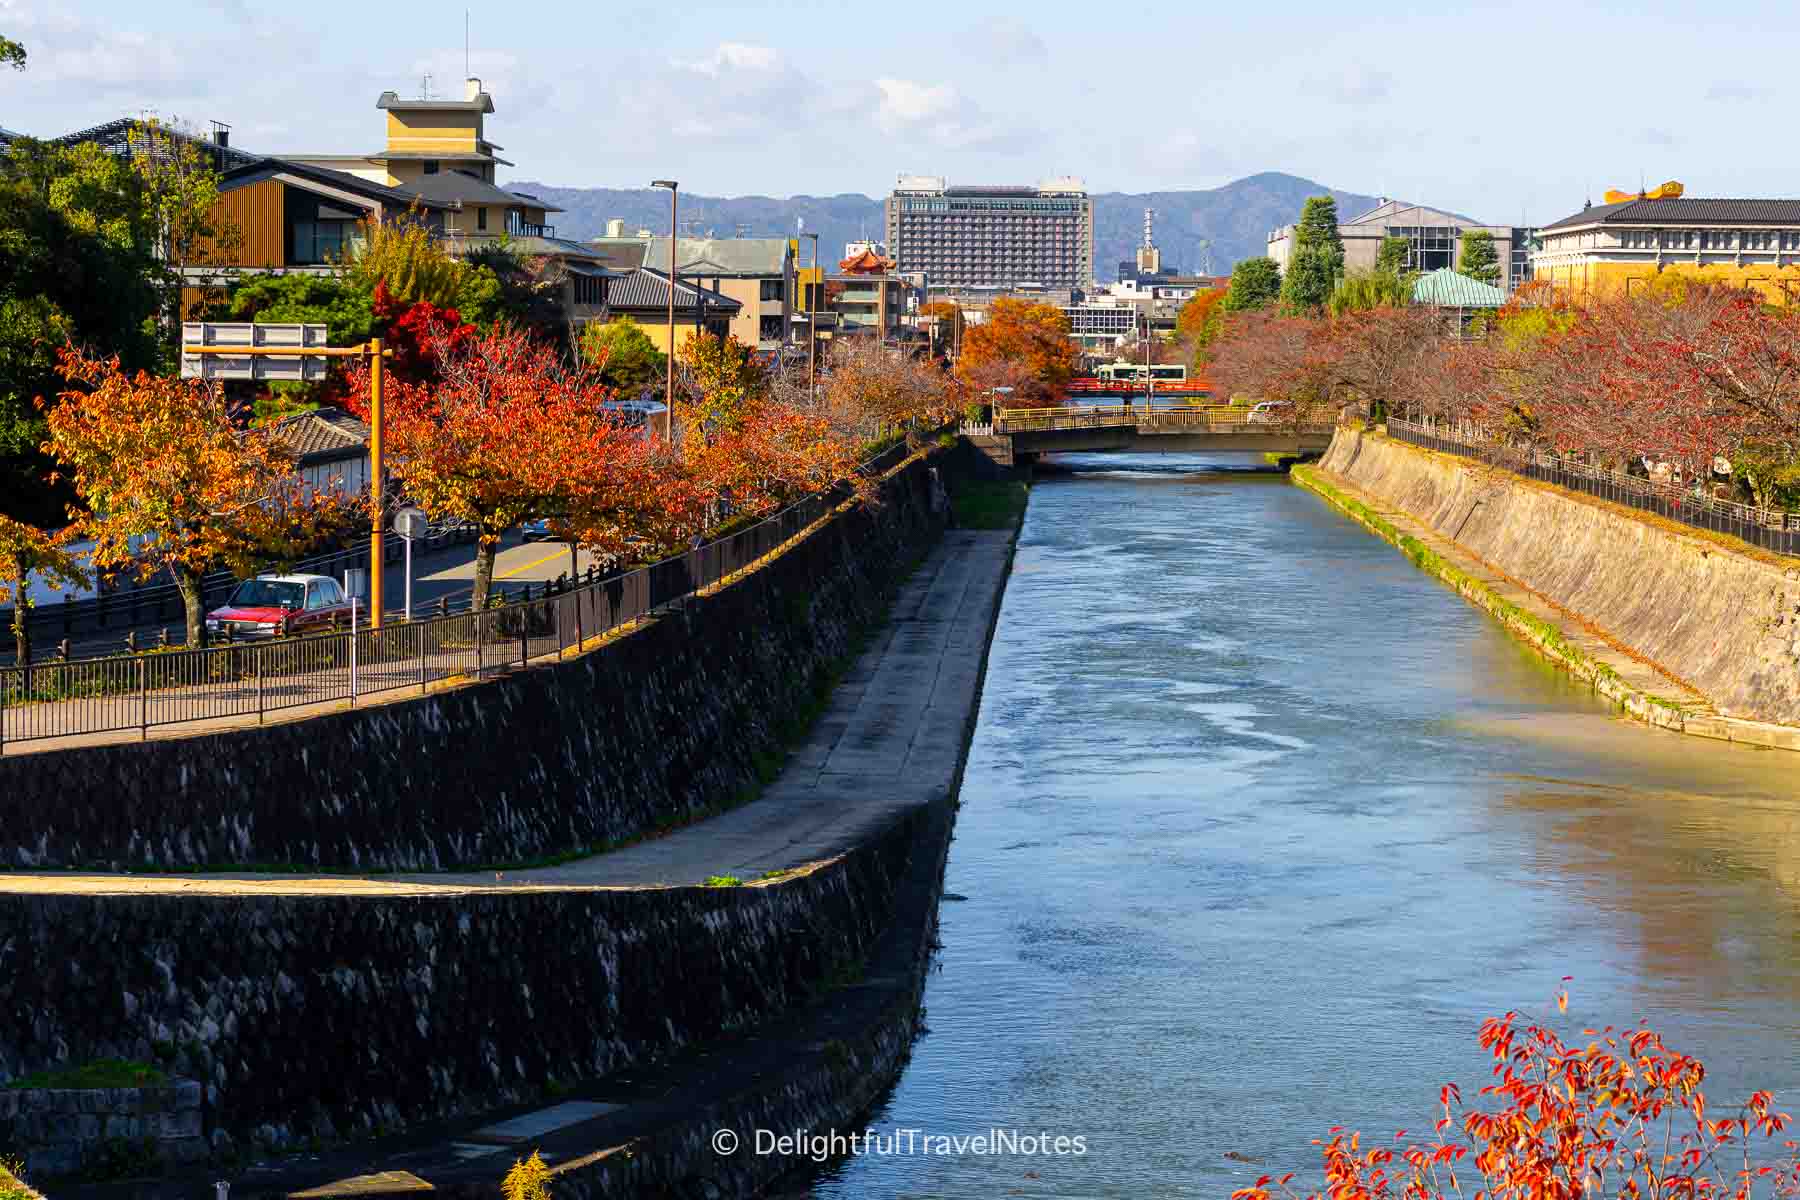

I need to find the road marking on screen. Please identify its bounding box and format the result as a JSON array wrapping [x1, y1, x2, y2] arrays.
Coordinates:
[[496, 546, 575, 581]]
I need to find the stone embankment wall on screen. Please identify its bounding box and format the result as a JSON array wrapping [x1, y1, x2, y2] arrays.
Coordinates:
[[1319, 429, 1800, 725], [0, 454, 947, 872], [0, 801, 925, 1151], [0, 1079, 205, 1176]]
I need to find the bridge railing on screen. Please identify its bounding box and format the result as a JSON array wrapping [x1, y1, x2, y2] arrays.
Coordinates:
[[995, 406, 1334, 436]]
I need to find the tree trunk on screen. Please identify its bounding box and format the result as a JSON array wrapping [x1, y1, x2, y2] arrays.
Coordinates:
[[471, 540, 498, 612], [172, 564, 206, 648], [9, 551, 29, 671]]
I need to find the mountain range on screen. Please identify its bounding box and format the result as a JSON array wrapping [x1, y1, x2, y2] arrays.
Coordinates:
[[509, 172, 1383, 280]]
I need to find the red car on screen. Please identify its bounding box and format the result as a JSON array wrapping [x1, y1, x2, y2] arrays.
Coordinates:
[[205, 573, 355, 640]]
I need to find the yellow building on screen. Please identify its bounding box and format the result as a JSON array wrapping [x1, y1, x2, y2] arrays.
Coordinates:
[[291, 79, 559, 243], [1532, 194, 1800, 303]]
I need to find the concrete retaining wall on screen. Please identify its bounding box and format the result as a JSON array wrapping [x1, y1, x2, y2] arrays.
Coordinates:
[[0, 456, 947, 872], [1320, 428, 1800, 725]]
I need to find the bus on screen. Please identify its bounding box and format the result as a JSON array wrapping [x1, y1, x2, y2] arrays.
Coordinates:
[[1095, 362, 1187, 385]]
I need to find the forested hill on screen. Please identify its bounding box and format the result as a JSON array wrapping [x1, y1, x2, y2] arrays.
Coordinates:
[[507, 172, 1384, 277]]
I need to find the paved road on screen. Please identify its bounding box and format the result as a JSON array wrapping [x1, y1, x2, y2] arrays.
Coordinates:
[[6, 533, 602, 664], [0, 530, 1013, 894]]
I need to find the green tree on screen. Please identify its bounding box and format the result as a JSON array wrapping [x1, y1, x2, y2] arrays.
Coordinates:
[[461, 242, 567, 345], [1330, 266, 1415, 316], [341, 210, 468, 308], [1222, 257, 1282, 312], [228, 273, 375, 345], [677, 332, 767, 447], [127, 120, 235, 339], [1377, 235, 1411, 274], [1, 33, 24, 70], [580, 317, 666, 396], [1457, 229, 1501, 285], [1280, 196, 1345, 315]]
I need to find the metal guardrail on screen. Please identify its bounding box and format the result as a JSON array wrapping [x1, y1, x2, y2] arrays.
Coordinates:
[[1387, 417, 1800, 556], [995, 405, 1334, 436], [0, 440, 916, 751]]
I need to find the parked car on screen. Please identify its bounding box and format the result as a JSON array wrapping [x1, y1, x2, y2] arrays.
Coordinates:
[[519, 517, 558, 543], [205, 574, 354, 640], [1246, 400, 1293, 425]]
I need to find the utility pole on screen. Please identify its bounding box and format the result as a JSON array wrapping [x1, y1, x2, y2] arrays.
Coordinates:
[[1142, 310, 1152, 418]]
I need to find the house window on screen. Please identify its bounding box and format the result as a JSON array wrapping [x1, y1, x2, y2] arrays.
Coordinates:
[[291, 220, 359, 264], [572, 275, 605, 306], [760, 316, 783, 342], [759, 278, 785, 303], [477, 207, 488, 231], [423, 160, 440, 175]]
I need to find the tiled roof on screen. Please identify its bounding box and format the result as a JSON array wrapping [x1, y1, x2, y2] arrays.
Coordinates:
[[265, 407, 369, 463], [221, 159, 455, 211], [1411, 267, 1506, 308], [1542, 197, 1800, 231], [607, 268, 743, 314], [400, 170, 564, 213]]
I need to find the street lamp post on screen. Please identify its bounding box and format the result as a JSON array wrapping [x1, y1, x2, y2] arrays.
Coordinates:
[[651, 179, 678, 439], [1141, 310, 1153, 419]]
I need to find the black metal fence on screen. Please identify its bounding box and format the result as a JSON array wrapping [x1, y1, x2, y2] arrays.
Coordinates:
[[1386, 417, 1800, 557], [0, 523, 481, 659], [0, 440, 915, 750]]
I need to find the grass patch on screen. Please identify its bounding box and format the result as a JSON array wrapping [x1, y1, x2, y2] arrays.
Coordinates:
[[1, 1159, 34, 1200], [952, 480, 1029, 530], [6, 1059, 166, 1090], [703, 874, 744, 888]]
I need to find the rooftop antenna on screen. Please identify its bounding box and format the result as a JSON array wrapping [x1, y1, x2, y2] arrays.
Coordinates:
[[420, 73, 433, 101]]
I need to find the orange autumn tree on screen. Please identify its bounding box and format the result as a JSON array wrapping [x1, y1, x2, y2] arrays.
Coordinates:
[[1177, 286, 1228, 362], [955, 297, 1079, 405], [0, 516, 85, 668], [348, 324, 678, 609], [43, 349, 355, 647], [1236, 987, 1800, 1200]]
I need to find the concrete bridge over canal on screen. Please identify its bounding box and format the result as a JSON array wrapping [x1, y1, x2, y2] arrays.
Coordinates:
[[965, 404, 1337, 465]]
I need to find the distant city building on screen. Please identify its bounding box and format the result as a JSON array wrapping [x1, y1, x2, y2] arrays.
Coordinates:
[[1267, 200, 1535, 293], [886, 175, 1094, 293], [1531, 190, 1800, 302]]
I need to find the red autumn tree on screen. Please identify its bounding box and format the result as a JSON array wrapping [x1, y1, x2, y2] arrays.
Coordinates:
[[347, 324, 677, 609], [371, 278, 477, 384], [43, 349, 355, 645], [1176, 286, 1228, 361], [1237, 989, 1799, 1200]]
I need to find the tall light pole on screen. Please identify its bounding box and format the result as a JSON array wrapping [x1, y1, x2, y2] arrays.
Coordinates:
[[651, 180, 678, 439], [804, 231, 820, 402], [1141, 309, 1152, 418]]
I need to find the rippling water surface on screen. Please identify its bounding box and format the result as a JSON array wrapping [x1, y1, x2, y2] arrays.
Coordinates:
[[798, 453, 1800, 1199]]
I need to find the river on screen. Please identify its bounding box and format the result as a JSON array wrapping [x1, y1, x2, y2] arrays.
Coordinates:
[[795, 452, 1800, 1199]]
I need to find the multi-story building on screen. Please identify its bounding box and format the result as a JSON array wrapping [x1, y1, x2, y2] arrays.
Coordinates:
[[289, 79, 560, 243], [885, 175, 1094, 293], [1531, 192, 1800, 301], [635, 237, 797, 353], [1268, 199, 1536, 293]]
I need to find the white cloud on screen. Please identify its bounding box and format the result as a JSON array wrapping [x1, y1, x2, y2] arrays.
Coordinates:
[[971, 18, 1048, 65], [875, 78, 960, 128], [0, 0, 187, 90], [1305, 66, 1392, 105], [676, 42, 782, 76]]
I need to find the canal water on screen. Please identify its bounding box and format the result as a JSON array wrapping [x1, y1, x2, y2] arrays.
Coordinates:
[[799, 452, 1800, 1199]]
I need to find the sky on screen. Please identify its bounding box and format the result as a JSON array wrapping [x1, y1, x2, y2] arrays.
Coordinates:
[[3, 0, 1797, 225]]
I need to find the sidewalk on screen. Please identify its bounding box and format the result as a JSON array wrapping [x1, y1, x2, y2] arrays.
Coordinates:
[[0, 530, 1014, 896]]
